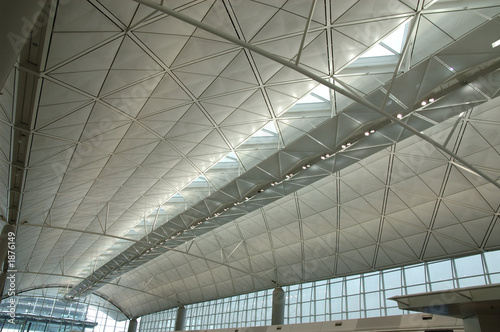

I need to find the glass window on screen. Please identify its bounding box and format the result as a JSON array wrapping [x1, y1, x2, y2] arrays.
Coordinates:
[[364, 292, 380, 310], [0, 288, 127, 332], [406, 284, 427, 294], [383, 270, 402, 289], [346, 278, 361, 295], [136, 250, 500, 330], [347, 295, 360, 311], [315, 300, 326, 315], [330, 281, 343, 297], [404, 264, 426, 286], [485, 251, 500, 273], [316, 284, 327, 300], [348, 310, 361, 319], [330, 297, 343, 315], [458, 276, 486, 288], [491, 273, 500, 283], [428, 260, 453, 282], [455, 254, 484, 278], [386, 307, 404, 316], [366, 308, 382, 318], [384, 287, 402, 301], [364, 273, 380, 292], [302, 287, 312, 302], [431, 280, 455, 291]]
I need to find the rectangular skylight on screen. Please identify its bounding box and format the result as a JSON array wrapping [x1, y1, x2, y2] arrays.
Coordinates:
[[359, 44, 395, 58], [359, 21, 408, 59], [296, 84, 331, 104], [382, 22, 408, 53], [252, 121, 277, 137]]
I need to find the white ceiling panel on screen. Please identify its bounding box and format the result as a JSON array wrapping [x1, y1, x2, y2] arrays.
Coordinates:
[[2, 0, 500, 319]]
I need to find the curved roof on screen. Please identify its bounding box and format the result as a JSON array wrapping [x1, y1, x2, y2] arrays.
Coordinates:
[[1, 0, 500, 318]]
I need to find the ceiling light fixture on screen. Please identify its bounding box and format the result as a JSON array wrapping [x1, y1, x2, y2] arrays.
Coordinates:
[[396, 113, 403, 119], [492, 38, 500, 48]]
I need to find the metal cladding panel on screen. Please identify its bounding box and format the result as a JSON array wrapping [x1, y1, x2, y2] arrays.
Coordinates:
[[3, 0, 500, 319]]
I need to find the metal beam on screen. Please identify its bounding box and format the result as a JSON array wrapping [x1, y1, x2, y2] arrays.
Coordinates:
[[132, 0, 500, 191], [0, 0, 46, 90], [295, 0, 317, 66], [381, 14, 419, 111], [7, 0, 56, 229], [132, 0, 379, 111]]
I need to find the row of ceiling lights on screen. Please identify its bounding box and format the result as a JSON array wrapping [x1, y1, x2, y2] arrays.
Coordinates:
[[71, 89, 443, 298], [86, 113, 411, 291], [73, 110, 414, 296], [421, 97, 435, 106]]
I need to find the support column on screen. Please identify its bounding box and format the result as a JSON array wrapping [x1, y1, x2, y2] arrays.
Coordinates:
[[175, 305, 186, 331], [272, 287, 285, 325], [127, 318, 137, 332], [463, 314, 498, 332], [0, 0, 46, 90]]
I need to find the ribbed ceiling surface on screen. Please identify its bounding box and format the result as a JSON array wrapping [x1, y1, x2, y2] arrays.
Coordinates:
[[1, 0, 500, 318]]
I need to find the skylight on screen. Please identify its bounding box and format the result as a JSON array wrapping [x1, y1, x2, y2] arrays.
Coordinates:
[[252, 121, 278, 137], [192, 175, 207, 182], [360, 44, 395, 58], [216, 151, 239, 164], [382, 22, 407, 53], [297, 84, 330, 104], [359, 22, 408, 58], [170, 192, 184, 200]]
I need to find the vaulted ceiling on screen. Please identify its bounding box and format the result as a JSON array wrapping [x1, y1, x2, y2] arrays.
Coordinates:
[[1, 0, 500, 318]]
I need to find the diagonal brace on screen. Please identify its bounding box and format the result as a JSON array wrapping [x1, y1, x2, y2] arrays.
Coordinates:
[[132, 0, 500, 191]]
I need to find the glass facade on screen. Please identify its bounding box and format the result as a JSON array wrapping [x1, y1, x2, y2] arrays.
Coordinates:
[[0, 288, 129, 332], [139, 250, 500, 331], [137, 307, 176, 332]]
